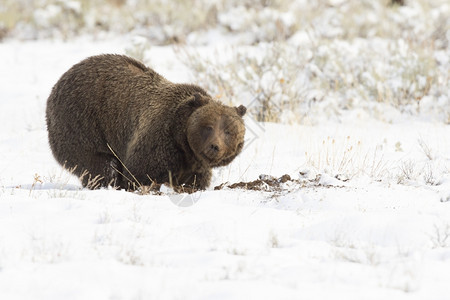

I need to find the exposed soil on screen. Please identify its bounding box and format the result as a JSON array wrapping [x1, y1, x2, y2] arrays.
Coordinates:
[[214, 174, 293, 192], [214, 173, 348, 193], [137, 173, 346, 195]]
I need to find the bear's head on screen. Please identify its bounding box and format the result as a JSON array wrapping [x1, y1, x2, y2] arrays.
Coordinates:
[[186, 94, 246, 167]]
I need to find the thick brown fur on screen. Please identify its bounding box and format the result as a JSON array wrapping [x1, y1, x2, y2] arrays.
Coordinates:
[[46, 54, 246, 190]]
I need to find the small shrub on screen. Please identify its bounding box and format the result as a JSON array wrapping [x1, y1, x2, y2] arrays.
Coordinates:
[[179, 43, 312, 123], [430, 222, 450, 248], [399, 160, 415, 181]]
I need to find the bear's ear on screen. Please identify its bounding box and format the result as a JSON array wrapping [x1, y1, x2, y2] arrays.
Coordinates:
[[235, 105, 247, 117], [187, 93, 209, 108]]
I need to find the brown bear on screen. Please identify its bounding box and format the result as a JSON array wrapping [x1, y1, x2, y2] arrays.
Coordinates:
[[46, 54, 246, 190]]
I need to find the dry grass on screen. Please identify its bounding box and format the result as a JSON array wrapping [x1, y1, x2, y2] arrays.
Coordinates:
[[179, 37, 447, 124], [2, 0, 448, 45], [304, 136, 388, 180], [1, 0, 216, 41], [3, 1, 447, 123], [178, 44, 308, 123]]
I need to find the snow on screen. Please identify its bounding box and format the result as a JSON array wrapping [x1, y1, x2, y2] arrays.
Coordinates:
[[1, 35, 450, 300]]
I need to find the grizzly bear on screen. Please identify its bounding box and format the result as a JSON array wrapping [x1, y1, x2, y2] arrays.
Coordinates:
[[46, 54, 246, 190]]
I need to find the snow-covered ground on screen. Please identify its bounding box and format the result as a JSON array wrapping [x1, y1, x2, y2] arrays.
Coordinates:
[[1, 33, 450, 300]]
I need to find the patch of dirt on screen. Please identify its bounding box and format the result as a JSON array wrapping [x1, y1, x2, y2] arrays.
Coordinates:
[[136, 173, 347, 195], [215, 174, 293, 192], [215, 173, 347, 193]]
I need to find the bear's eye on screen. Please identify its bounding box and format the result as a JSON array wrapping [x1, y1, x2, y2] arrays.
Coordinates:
[[205, 126, 213, 132]]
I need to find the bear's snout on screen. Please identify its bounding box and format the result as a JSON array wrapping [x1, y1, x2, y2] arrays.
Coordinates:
[[210, 143, 220, 153], [204, 136, 225, 160]]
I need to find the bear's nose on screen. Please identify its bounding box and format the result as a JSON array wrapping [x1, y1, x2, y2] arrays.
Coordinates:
[[210, 144, 220, 153]]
